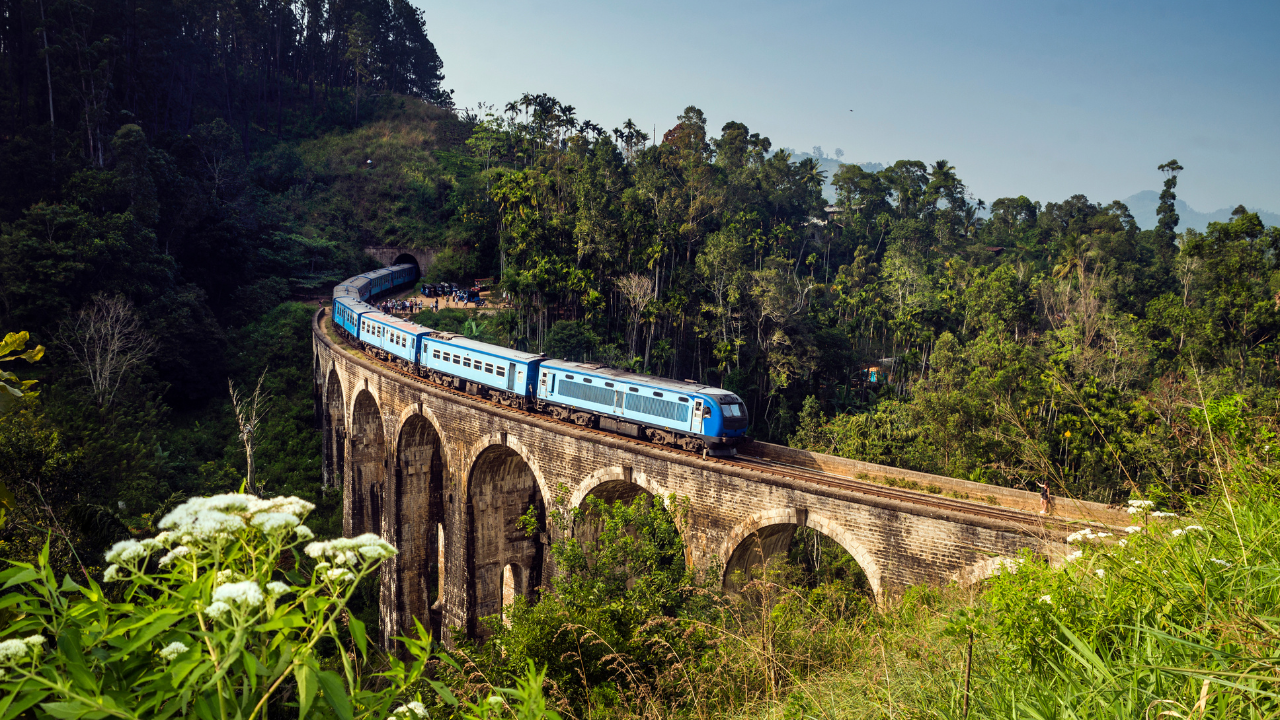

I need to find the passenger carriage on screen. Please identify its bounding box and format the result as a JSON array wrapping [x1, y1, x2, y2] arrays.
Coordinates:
[[419, 335, 544, 408]]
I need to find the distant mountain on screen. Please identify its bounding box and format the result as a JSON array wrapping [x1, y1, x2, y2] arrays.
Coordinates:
[[779, 149, 883, 202], [1122, 191, 1279, 232]]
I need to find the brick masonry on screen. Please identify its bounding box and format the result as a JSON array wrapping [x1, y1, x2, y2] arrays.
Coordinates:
[[312, 311, 1085, 646]]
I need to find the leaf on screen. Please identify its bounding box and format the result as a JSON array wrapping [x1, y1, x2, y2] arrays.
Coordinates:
[[315, 670, 353, 720], [348, 616, 367, 659], [428, 679, 458, 707], [295, 662, 317, 719], [0, 687, 48, 720], [57, 628, 99, 693], [2, 567, 39, 589], [38, 702, 108, 720], [117, 611, 184, 655]]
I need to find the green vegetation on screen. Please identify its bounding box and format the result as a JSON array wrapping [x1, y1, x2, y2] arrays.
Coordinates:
[[3, 1, 1280, 716]]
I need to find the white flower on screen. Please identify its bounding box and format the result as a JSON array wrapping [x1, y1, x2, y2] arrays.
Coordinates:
[[295, 525, 314, 541], [1185, 525, 1205, 532], [1134, 560, 1142, 565], [1126, 506, 1142, 515], [204, 602, 232, 619], [1118, 539, 1128, 547], [266, 582, 290, 596], [1095, 569, 1105, 578], [22, 635, 45, 648], [105, 539, 152, 564], [0, 639, 30, 662], [140, 538, 164, 552], [158, 641, 188, 661], [1066, 528, 1112, 544], [1127, 499, 1155, 508], [103, 564, 123, 582], [1171, 529, 1185, 537], [325, 568, 355, 583], [1124, 526, 1143, 533], [212, 581, 265, 608], [251, 513, 300, 533], [305, 534, 397, 564], [247, 496, 316, 519], [1210, 557, 1230, 567], [1038, 595, 1052, 605], [158, 546, 191, 567], [392, 702, 428, 717], [216, 569, 237, 584], [1064, 551, 1083, 562], [158, 494, 312, 542], [1150, 511, 1179, 518]]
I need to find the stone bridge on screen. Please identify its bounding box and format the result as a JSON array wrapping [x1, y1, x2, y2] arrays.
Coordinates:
[[311, 310, 1124, 645]]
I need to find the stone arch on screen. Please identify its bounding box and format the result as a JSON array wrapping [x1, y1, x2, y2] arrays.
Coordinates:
[[720, 509, 884, 602], [569, 465, 671, 510], [347, 389, 386, 539], [460, 433, 552, 508], [388, 413, 447, 644], [465, 442, 548, 638], [324, 369, 346, 491], [392, 402, 457, 476]]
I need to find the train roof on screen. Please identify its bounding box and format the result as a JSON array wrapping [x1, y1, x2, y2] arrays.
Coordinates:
[[429, 333, 545, 362], [541, 359, 737, 397], [335, 297, 378, 315], [363, 312, 430, 335]]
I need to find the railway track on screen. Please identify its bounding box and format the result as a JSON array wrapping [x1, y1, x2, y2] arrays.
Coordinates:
[[319, 311, 1099, 534]]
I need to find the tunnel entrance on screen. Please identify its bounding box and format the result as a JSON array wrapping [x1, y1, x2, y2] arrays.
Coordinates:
[[466, 446, 546, 638], [392, 253, 421, 279]]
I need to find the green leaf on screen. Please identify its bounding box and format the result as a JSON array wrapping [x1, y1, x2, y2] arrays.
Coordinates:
[[428, 679, 458, 707], [316, 670, 353, 720], [60, 575, 86, 593], [38, 702, 108, 720], [349, 616, 367, 659], [296, 663, 318, 719], [117, 611, 184, 655], [255, 614, 308, 632], [0, 687, 48, 719], [2, 567, 39, 589], [57, 629, 99, 693]]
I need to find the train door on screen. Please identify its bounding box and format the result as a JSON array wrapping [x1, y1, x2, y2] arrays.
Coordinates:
[[507, 363, 516, 391], [615, 391, 623, 415], [692, 399, 704, 434]]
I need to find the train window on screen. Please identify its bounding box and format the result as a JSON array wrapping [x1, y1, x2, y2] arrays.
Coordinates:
[[463, 357, 472, 368], [629, 387, 638, 392], [604, 382, 614, 388], [433, 350, 440, 359], [565, 374, 574, 380], [496, 366, 506, 377], [583, 378, 592, 384], [452, 354, 460, 364], [678, 397, 688, 402], [485, 363, 494, 374], [653, 392, 663, 397]]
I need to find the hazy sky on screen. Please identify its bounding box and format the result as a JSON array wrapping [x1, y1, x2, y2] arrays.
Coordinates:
[[424, 0, 1278, 213]]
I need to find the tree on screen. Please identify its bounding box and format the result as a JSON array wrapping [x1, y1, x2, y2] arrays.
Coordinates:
[[834, 148, 844, 160], [229, 370, 272, 496], [55, 295, 157, 407], [1156, 159, 1183, 248], [347, 13, 375, 124]]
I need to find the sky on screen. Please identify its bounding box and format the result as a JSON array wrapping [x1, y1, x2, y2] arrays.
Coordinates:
[[423, 0, 1279, 213]]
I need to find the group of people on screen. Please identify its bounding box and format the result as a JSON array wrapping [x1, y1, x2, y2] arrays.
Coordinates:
[[380, 298, 429, 315]]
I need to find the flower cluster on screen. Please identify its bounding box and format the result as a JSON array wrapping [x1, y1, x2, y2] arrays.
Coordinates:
[[1126, 499, 1155, 515], [158, 494, 316, 543], [212, 580, 265, 608], [1171, 524, 1206, 538], [1065, 528, 1113, 544], [390, 701, 428, 718], [158, 642, 189, 661], [304, 533, 397, 567], [1150, 510, 1179, 518], [0, 636, 44, 664]]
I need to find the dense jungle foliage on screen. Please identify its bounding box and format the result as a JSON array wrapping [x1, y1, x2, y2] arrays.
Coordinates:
[[4, 1, 1280, 717]]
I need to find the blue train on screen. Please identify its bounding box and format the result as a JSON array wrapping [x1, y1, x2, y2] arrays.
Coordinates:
[[331, 265, 749, 454]]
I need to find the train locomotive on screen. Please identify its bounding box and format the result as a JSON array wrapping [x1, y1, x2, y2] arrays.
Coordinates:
[[331, 265, 749, 455]]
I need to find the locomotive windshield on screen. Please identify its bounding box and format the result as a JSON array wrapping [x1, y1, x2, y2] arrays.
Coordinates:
[[713, 394, 747, 417]]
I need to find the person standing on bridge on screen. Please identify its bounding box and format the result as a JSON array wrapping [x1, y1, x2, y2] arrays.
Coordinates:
[[1037, 479, 1051, 514]]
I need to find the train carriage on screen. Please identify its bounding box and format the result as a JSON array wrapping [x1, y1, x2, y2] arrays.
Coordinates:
[[421, 335, 544, 407], [358, 312, 428, 369], [536, 360, 748, 454], [333, 297, 377, 339]]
